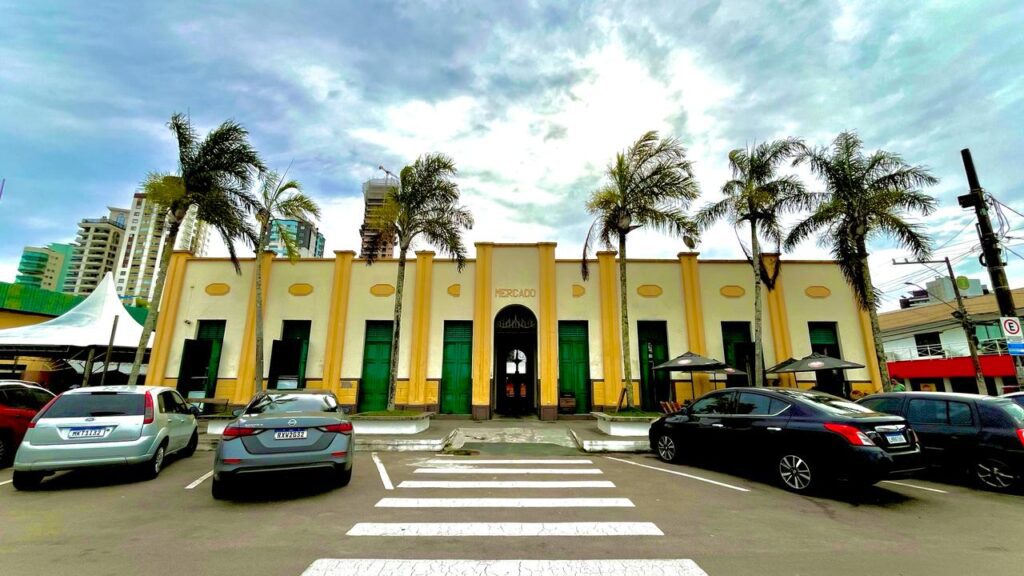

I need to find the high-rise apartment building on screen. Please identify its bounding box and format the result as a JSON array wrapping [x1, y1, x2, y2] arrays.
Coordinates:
[[359, 177, 396, 259], [114, 193, 209, 304], [15, 243, 74, 291], [267, 219, 325, 258], [65, 207, 129, 296]]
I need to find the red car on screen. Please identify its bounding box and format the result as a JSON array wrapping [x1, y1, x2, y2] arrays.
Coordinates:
[[0, 381, 56, 467]]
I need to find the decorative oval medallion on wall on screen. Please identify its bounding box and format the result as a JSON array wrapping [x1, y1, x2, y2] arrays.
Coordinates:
[[370, 283, 396, 297], [637, 284, 663, 298], [205, 283, 230, 296], [805, 285, 831, 298], [447, 283, 461, 297], [288, 283, 314, 296], [720, 285, 745, 298], [572, 284, 585, 298]]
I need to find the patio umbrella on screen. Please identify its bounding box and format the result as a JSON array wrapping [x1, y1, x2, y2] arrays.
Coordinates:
[[765, 352, 864, 373], [653, 351, 746, 400]]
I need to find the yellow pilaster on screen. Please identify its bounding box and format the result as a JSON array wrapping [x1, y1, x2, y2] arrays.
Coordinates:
[[321, 251, 355, 398], [678, 252, 708, 400], [597, 251, 622, 409], [233, 251, 274, 404], [471, 243, 493, 419], [858, 308, 884, 393], [537, 243, 558, 420], [408, 251, 435, 408], [763, 254, 795, 387], [147, 251, 191, 385]]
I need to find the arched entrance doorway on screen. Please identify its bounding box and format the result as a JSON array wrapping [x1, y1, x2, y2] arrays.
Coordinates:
[[493, 305, 537, 417]]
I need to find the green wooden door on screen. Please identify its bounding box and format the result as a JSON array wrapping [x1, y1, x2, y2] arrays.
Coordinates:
[[638, 321, 670, 411], [440, 321, 473, 414], [359, 321, 393, 412], [558, 321, 591, 414], [721, 321, 753, 387]]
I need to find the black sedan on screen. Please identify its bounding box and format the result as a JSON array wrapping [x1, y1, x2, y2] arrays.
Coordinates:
[[649, 388, 923, 492]]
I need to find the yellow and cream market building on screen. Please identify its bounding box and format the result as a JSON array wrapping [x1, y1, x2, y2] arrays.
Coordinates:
[[146, 242, 884, 419]]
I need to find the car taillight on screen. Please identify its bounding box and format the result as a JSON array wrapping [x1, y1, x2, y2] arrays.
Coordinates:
[[320, 422, 353, 434], [824, 423, 875, 446], [1016, 429, 1024, 448], [29, 395, 59, 428], [143, 392, 154, 425], [222, 426, 259, 439]]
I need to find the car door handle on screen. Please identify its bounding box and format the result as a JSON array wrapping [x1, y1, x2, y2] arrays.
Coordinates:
[[767, 427, 782, 432], [712, 423, 724, 428]]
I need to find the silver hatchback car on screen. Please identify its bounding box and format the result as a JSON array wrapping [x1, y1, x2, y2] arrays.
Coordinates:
[[212, 389, 353, 499], [13, 386, 199, 490]]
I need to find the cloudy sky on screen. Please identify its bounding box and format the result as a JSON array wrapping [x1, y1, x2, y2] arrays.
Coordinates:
[[1, 0, 1022, 310]]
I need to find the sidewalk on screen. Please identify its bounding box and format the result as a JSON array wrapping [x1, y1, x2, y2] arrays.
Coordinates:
[[197, 416, 651, 454]]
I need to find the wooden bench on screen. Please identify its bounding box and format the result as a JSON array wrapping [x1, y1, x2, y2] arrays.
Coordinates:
[[660, 400, 683, 414], [185, 397, 230, 415]]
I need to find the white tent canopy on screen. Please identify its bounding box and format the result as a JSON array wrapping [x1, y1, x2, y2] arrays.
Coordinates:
[[0, 273, 151, 350]]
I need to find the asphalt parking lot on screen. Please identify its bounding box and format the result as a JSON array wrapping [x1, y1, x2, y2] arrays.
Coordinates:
[[1, 446, 1023, 576]]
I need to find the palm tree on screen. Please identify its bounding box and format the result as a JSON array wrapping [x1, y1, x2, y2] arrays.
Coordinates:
[[695, 138, 807, 388], [785, 131, 937, 391], [252, 170, 321, 393], [582, 131, 701, 409], [127, 113, 265, 386], [367, 153, 474, 411]]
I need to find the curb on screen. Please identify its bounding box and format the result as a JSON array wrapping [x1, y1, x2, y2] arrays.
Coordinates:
[[569, 430, 651, 453]]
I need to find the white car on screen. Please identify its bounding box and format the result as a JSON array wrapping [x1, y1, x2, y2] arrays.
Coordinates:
[[13, 386, 199, 490]]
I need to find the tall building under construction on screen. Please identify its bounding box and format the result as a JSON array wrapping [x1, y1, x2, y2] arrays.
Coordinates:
[[358, 177, 396, 259]]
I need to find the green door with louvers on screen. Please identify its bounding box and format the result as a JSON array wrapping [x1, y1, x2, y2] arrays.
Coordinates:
[[440, 321, 473, 414], [359, 321, 393, 412], [558, 321, 591, 414]]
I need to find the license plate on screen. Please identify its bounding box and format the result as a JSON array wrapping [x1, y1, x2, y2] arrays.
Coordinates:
[[69, 427, 107, 438], [885, 432, 907, 445], [274, 428, 308, 440]]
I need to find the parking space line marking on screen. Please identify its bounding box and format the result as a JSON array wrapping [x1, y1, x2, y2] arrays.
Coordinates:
[[346, 522, 664, 537], [606, 457, 751, 492], [414, 467, 602, 475], [302, 559, 708, 575], [185, 471, 213, 490], [375, 497, 635, 508], [372, 452, 393, 490], [399, 480, 616, 489], [423, 459, 593, 465], [0, 480, 11, 487], [881, 480, 949, 494]]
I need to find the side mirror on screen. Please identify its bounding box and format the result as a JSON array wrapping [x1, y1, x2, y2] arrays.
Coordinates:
[[189, 405, 201, 417], [231, 408, 244, 418]]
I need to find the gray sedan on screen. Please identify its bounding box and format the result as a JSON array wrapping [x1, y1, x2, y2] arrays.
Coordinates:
[[212, 390, 353, 499]]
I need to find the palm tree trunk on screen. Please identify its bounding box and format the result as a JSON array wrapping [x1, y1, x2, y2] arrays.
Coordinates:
[[386, 245, 409, 412], [127, 216, 181, 386], [253, 226, 268, 393], [857, 242, 892, 392], [618, 234, 634, 409], [750, 221, 764, 388]]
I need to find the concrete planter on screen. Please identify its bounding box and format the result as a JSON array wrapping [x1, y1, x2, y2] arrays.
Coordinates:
[[350, 413, 432, 435], [591, 412, 660, 437]]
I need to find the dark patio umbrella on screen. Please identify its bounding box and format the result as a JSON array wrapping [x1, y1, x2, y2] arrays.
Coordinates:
[[765, 352, 864, 373], [653, 351, 747, 400]]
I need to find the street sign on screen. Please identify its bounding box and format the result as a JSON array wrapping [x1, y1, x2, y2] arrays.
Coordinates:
[[1008, 342, 1024, 356], [1000, 317, 1023, 342]]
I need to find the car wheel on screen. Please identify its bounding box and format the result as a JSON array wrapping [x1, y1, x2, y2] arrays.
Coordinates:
[[778, 453, 817, 493], [335, 465, 353, 487], [655, 434, 680, 463], [140, 442, 167, 480], [181, 430, 199, 458], [12, 470, 43, 491], [974, 458, 1020, 491], [211, 477, 230, 500], [0, 434, 10, 467]]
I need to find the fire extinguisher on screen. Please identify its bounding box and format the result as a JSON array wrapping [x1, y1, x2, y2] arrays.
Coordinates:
[[520, 382, 527, 397], [506, 379, 514, 397]]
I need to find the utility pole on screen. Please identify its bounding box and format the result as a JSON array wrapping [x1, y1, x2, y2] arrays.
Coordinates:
[[958, 148, 1024, 390], [894, 258, 985, 393]]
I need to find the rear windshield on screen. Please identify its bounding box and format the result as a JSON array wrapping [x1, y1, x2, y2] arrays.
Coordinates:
[[996, 400, 1024, 426], [782, 392, 876, 416], [246, 394, 334, 414], [44, 393, 146, 418]]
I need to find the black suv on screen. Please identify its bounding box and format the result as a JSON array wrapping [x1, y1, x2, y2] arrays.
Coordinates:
[[858, 392, 1024, 491], [649, 388, 923, 493]]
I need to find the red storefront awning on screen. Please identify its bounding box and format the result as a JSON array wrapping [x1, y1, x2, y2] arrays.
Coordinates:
[[887, 354, 1016, 379]]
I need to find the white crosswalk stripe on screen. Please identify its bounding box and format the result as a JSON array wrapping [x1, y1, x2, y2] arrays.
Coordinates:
[[346, 522, 664, 537], [302, 559, 709, 576], [375, 497, 634, 508], [398, 480, 616, 489], [424, 459, 592, 465], [413, 467, 603, 475]]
